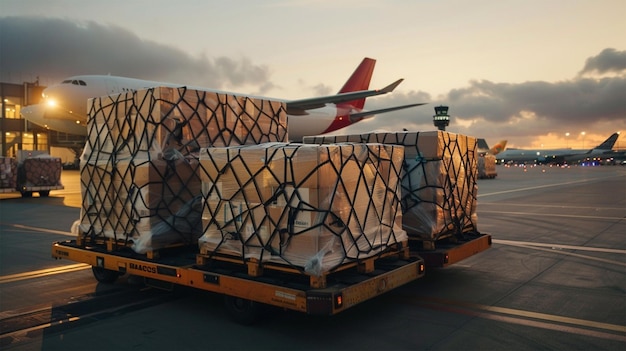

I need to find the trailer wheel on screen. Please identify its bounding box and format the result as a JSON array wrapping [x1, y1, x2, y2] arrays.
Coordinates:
[[92, 266, 120, 284], [223, 295, 263, 325], [39, 190, 50, 197], [20, 191, 33, 198]]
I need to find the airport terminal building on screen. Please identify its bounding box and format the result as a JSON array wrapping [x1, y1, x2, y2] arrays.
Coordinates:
[[0, 80, 84, 161]]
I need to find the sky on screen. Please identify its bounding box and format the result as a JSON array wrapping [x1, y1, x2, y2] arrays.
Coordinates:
[[1, 0, 625, 149]]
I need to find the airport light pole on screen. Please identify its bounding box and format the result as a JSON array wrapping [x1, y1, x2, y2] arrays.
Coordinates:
[[581, 131, 585, 149], [565, 132, 570, 148]]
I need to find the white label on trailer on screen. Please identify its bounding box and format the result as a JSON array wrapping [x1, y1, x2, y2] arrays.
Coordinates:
[[275, 290, 296, 301]]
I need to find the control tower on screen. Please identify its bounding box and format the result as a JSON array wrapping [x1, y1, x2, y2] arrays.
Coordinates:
[[433, 105, 450, 131]]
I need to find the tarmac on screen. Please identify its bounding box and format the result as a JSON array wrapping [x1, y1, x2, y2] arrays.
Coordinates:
[[0, 164, 625, 350]]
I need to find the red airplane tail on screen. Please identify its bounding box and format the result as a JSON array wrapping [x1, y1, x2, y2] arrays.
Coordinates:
[[321, 58, 376, 134], [337, 57, 376, 110]]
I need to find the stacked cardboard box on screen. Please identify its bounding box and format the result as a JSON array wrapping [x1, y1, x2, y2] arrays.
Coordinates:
[[478, 154, 497, 179], [0, 157, 17, 189], [198, 143, 407, 275], [303, 131, 478, 241], [81, 155, 203, 253], [79, 87, 288, 254], [17, 156, 63, 187]]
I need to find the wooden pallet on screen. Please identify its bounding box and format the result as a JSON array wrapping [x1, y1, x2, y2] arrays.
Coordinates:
[[75, 234, 191, 259], [197, 240, 409, 289]]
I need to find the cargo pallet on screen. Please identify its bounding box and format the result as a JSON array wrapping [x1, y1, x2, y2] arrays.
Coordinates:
[[51, 233, 490, 324]]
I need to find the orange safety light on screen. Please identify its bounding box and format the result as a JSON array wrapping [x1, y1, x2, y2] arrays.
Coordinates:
[[335, 294, 343, 309]]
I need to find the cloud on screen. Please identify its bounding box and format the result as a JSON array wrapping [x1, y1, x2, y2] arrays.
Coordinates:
[[355, 67, 626, 147], [0, 16, 271, 90], [1, 16, 624, 148], [579, 48, 626, 76]]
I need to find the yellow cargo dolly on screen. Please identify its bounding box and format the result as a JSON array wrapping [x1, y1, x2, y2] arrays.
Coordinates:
[[51, 232, 490, 324], [52, 239, 423, 324]]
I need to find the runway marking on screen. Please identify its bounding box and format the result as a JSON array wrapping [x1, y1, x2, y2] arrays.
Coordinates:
[[479, 210, 624, 221], [480, 202, 625, 211], [478, 174, 623, 198], [402, 296, 626, 342], [0, 264, 91, 284], [1, 223, 75, 236], [492, 239, 626, 266], [493, 239, 626, 254]]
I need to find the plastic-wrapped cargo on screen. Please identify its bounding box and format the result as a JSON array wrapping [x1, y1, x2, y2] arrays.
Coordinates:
[[80, 152, 203, 253], [478, 154, 497, 179], [198, 143, 407, 275], [0, 157, 17, 189], [78, 86, 288, 254], [83, 86, 288, 158], [303, 131, 478, 241], [17, 155, 63, 188]]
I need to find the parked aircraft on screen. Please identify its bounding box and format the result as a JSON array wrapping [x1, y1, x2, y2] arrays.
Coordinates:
[[21, 58, 425, 141], [477, 139, 507, 155], [496, 132, 620, 164]]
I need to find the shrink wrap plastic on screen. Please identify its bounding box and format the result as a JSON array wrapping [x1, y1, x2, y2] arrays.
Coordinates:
[[478, 154, 497, 178], [199, 143, 407, 275], [303, 131, 478, 241], [18, 155, 63, 187], [0, 157, 17, 189], [78, 87, 287, 253]]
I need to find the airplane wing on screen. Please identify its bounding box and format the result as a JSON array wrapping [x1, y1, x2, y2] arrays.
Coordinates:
[[347, 103, 427, 122], [286, 79, 404, 115]]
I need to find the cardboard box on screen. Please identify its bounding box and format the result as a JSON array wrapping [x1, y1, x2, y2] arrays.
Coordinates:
[[303, 131, 479, 241], [17, 157, 63, 187], [0, 157, 17, 189], [80, 155, 203, 253], [80, 86, 288, 254], [199, 143, 406, 275], [85, 87, 288, 159]]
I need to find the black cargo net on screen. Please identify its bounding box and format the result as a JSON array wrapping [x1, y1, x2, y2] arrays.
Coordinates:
[[303, 131, 479, 242], [0, 157, 18, 189], [17, 157, 63, 187], [199, 143, 406, 276], [78, 87, 287, 253]]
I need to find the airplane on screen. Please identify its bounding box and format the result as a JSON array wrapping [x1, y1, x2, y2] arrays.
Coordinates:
[[496, 132, 620, 164], [477, 139, 507, 156], [21, 58, 426, 141]]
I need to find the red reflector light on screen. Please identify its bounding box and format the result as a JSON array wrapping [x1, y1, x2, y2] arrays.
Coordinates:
[[335, 294, 343, 309]]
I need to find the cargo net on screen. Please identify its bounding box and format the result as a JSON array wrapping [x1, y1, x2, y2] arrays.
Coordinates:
[[303, 131, 479, 241], [83, 86, 288, 158], [79, 152, 203, 254], [478, 154, 497, 179], [199, 143, 407, 276], [78, 86, 288, 254], [17, 156, 63, 187], [0, 157, 17, 189]]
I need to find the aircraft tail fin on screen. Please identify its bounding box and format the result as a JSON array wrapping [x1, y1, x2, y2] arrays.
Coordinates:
[[337, 58, 376, 110], [477, 139, 490, 153], [489, 140, 508, 155], [594, 133, 619, 150], [478, 139, 508, 155]]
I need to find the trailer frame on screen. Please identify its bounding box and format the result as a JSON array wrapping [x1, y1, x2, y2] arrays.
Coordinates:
[[51, 232, 491, 323]]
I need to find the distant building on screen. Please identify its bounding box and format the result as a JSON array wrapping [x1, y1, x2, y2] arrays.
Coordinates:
[[0, 80, 46, 157], [433, 105, 450, 131], [0, 80, 84, 161]]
